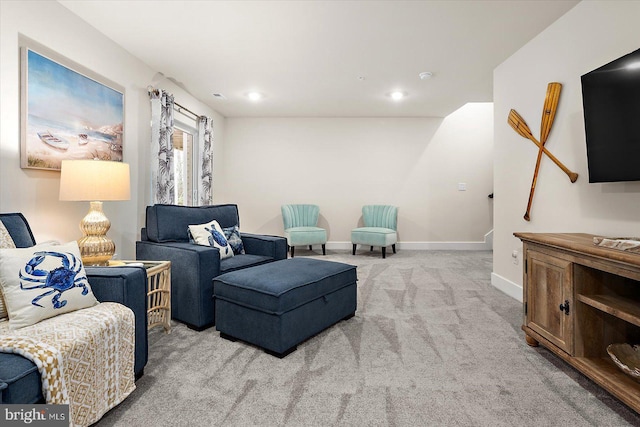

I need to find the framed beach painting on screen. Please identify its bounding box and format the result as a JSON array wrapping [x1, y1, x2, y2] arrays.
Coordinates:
[[20, 38, 124, 171]]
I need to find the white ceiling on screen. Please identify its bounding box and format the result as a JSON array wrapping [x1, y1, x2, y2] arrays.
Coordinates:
[[59, 0, 578, 118]]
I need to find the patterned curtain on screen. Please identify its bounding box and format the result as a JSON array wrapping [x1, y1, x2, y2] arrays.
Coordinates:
[[197, 116, 213, 205], [150, 90, 175, 204]]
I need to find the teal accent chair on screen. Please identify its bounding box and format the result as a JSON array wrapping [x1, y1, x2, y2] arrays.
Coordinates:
[[351, 205, 398, 259], [281, 204, 327, 257]]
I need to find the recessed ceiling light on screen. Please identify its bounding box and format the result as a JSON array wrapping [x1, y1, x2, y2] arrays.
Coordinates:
[[419, 71, 433, 80], [390, 91, 406, 100], [247, 92, 263, 101]]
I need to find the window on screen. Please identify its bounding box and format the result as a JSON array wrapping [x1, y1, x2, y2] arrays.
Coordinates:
[[172, 120, 197, 206]]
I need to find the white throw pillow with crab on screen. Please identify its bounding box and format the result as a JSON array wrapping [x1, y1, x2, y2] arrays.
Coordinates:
[[0, 241, 98, 329]]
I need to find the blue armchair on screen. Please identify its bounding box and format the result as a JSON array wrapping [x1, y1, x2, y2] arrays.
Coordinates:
[[136, 204, 287, 330], [0, 213, 148, 404], [281, 204, 327, 257]]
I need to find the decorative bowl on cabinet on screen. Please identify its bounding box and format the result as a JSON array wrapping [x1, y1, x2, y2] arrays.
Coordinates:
[[607, 343, 640, 379]]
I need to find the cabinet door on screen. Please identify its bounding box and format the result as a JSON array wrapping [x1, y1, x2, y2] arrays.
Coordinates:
[[526, 250, 573, 354]]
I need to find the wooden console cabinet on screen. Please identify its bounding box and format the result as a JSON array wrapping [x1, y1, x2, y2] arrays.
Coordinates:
[[515, 232, 640, 413]]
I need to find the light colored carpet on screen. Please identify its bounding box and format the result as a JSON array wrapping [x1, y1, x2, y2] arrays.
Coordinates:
[[96, 250, 640, 426]]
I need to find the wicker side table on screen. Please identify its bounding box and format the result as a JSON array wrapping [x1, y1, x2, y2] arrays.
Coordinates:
[[111, 260, 171, 333]]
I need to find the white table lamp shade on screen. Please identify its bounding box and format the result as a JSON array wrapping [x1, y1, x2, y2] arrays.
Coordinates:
[[59, 160, 131, 266], [59, 160, 130, 201]]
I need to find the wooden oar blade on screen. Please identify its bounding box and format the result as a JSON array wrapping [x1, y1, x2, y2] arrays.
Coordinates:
[[540, 82, 562, 144], [508, 109, 534, 140]]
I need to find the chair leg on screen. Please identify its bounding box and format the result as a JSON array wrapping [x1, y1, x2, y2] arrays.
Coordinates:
[[322, 244, 326, 255], [291, 246, 295, 258], [382, 247, 386, 259], [352, 244, 356, 255], [392, 244, 396, 254]]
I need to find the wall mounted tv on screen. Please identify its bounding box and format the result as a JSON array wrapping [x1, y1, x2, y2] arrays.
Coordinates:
[[581, 48, 640, 183]]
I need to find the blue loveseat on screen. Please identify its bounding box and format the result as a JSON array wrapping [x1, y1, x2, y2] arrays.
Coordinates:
[[0, 213, 148, 404], [136, 204, 288, 330]]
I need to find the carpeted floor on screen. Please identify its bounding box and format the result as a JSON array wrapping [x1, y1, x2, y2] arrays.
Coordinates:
[[96, 250, 640, 426]]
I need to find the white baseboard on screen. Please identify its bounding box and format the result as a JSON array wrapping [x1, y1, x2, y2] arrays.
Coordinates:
[[491, 272, 522, 302], [484, 229, 493, 250], [399, 241, 492, 250], [326, 240, 492, 251]]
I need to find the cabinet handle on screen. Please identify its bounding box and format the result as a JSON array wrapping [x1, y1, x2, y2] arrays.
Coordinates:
[[559, 300, 570, 315]]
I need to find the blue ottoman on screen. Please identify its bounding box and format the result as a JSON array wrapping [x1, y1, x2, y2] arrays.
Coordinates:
[[213, 258, 357, 357]]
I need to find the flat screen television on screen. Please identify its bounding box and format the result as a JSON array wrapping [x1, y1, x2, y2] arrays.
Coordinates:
[[581, 48, 640, 183]]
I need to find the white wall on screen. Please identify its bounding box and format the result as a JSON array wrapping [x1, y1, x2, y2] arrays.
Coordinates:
[[0, 0, 224, 258], [492, 1, 640, 301], [219, 102, 494, 247], [1, 1, 493, 257]]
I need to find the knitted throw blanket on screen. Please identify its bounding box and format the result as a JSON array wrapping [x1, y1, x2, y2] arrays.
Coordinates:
[[0, 302, 135, 426]]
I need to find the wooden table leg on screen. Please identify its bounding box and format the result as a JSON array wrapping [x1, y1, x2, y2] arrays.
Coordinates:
[[525, 334, 539, 347]]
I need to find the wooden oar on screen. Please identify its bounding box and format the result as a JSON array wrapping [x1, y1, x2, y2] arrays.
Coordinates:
[[540, 83, 562, 143], [523, 82, 562, 221], [508, 109, 578, 183]]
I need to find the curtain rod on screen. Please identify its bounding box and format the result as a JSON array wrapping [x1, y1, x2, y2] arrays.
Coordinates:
[[147, 86, 200, 120]]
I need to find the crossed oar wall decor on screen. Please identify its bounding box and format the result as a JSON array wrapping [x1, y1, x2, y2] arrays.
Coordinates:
[[507, 82, 578, 221]]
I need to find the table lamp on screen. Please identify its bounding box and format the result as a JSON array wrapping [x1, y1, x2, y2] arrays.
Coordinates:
[[59, 160, 131, 266]]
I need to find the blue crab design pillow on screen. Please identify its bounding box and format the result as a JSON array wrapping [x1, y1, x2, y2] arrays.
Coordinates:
[[0, 241, 98, 329], [188, 220, 234, 259]]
